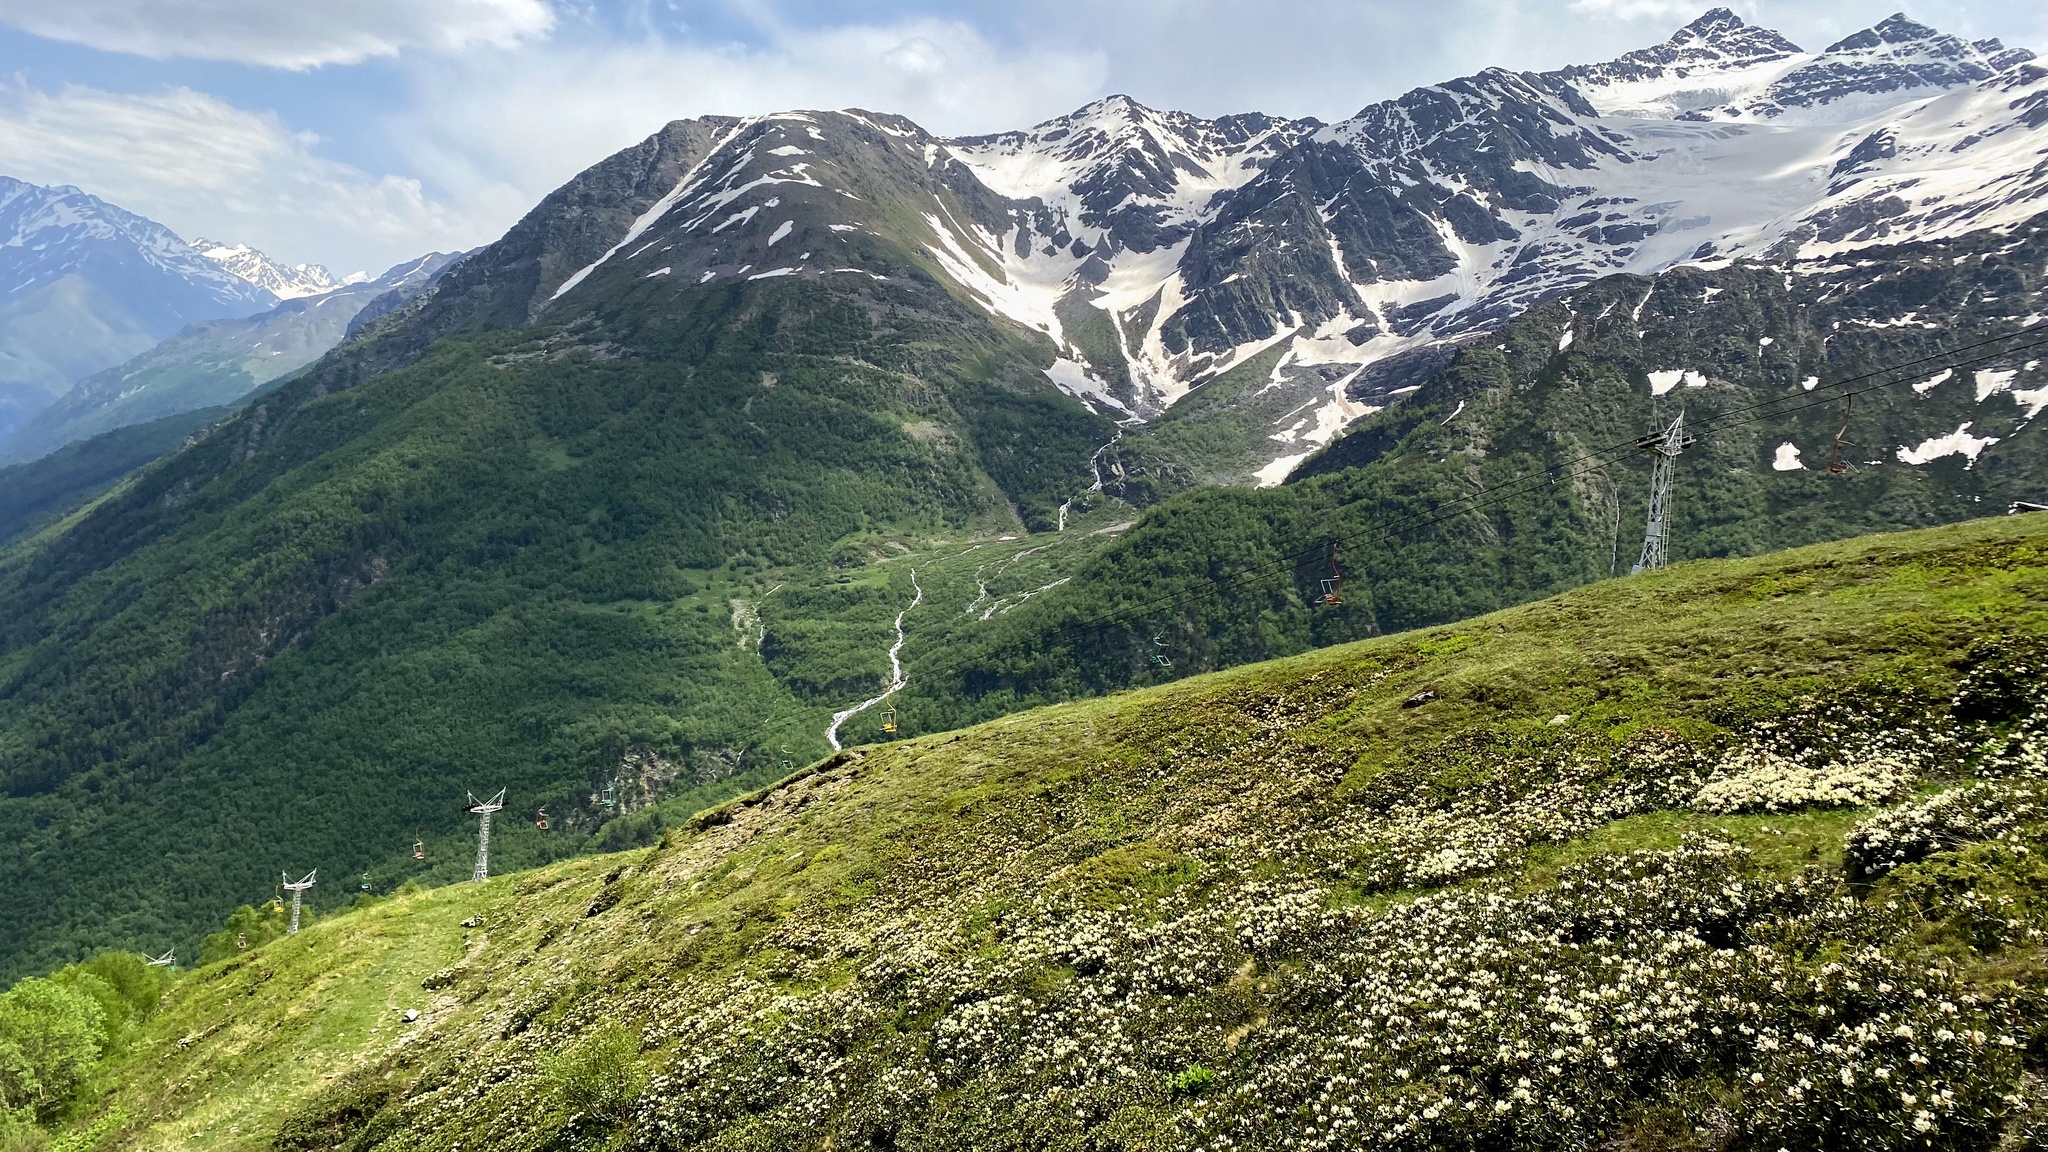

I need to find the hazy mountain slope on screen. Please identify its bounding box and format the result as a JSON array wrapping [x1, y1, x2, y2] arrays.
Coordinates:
[[47, 515, 2048, 1152], [0, 408, 225, 546], [0, 109, 1120, 980], [0, 252, 462, 465], [895, 213, 2048, 728], [0, 178, 277, 439]]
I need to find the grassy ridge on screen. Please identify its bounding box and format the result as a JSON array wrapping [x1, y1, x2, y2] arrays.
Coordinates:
[[48, 514, 2048, 1151]]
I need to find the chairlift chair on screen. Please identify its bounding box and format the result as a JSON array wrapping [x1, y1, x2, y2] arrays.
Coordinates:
[[599, 780, 617, 809], [413, 832, 426, 861], [1827, 392, 1855, 475], [1318, 541, 1344, 607], [533, 806, 549, 830], [1148, 634, 1173, 669], [882, 707, 898, 735], [360, 872, 371, 892]]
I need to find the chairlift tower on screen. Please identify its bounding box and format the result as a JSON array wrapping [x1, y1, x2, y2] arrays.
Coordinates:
[[1631, 410, 1695, 575], [281, 869, 317, 935], [146, 949, 175, 968], [467, 789, 506, 882]]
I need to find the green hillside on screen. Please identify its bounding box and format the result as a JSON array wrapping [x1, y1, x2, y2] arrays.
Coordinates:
[[9, 514, 2045, 1151], [0, 259, 1120, 980], [0, 409, 221, 546]]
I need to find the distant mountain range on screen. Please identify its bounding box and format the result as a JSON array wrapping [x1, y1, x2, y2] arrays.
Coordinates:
[[0, 175, 455, 460], [0, 178, 278, 440], [0, 250, 462, 465], [191, 239, 369, 301]]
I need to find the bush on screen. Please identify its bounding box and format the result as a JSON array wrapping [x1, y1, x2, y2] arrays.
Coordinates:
[[51, 954, 165, 1048], [271, 1071, 393, 1152], [0, 1109, 47, 1152], [197, 903, 288, 967], [542, 1025, 643, 1125], [0, 980, 104, 1121]]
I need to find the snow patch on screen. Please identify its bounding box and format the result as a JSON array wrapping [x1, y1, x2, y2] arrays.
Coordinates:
[[1974, 369, 2017, 401], [1648, 369, 1708, 396], [1913, 369, 1953, 395], [1254, 452, 1310, 486], [1045, 357, 1132, 414], [644, 267, 671, 278], [711, 205, 761, 234], [1896, 423, 1998, 466]]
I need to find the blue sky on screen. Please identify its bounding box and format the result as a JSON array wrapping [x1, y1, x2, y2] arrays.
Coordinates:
[[0, 0, 2040, 275]]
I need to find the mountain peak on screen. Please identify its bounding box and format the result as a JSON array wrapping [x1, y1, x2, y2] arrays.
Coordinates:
[[1827, 12, 1938, 52], [192, 238, 343, 300], [1672, 7, 1789, 51], [1548, 7, 1805, 117]]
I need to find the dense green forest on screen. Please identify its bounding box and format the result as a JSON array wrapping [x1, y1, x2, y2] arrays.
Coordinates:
[[0, 411, 220, 546]]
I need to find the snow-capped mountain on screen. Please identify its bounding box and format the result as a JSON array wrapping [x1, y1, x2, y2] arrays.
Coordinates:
[[193, 238, 367, 300], [0, 249, 464, 464], [0, 178, 278, 438], [390, 8, 2045, 486], [1558, 10, 2033, 121]]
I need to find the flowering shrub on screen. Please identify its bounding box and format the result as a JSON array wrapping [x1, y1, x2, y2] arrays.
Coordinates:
[[1692, 747, 1913, 814], [350, 651, 2048, 1152], [1846, 785, 2025, 878]]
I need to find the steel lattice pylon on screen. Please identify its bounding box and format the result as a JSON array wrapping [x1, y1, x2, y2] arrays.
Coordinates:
[[281, 869, 316, 935], [1632, 410, 1695, 575], [467, 789, 506, 882]]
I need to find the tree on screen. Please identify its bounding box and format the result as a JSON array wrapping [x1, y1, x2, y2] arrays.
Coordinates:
[[0, 979, 104, 1120]]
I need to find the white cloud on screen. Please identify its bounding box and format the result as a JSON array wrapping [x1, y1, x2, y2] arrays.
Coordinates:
[[0, 0, 553, 68], [390, 17, 1107, 217], [0, 79, 505, 272], [1568, 0, 1755, 20]]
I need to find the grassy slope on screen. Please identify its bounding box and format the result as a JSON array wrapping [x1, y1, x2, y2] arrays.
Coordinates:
[[63, 514, 2048, 1151]]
